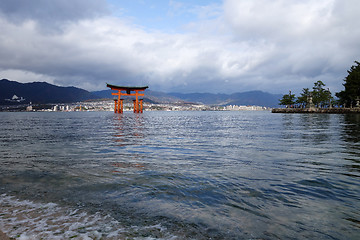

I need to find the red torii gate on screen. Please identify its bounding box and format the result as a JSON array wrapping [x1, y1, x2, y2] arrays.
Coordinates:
[[107, 83, 148, 113]]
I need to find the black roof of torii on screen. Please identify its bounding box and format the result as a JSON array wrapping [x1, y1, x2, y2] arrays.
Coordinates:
[[106, 83, 148, 91]]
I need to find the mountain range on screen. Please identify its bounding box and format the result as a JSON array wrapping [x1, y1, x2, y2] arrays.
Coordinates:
[[92, 89, 282, 107], [0, 79, 282, 107], [0, 79, 99, 105]]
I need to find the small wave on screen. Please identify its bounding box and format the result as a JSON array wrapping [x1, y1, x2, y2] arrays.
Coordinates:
[[0, 194, 175, 240]]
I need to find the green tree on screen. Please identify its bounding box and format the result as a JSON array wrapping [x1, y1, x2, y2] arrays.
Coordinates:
[[336, 61, 360, 107], [296, 88, 310, 108], [279, 90, 296, 108], [312, 80, 331, 107]]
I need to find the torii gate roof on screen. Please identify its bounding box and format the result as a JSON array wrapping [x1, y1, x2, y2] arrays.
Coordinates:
[[106, 83, 148, 91]]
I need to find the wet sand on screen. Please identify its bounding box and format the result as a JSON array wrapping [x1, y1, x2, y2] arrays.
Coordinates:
[[0, 230, 11, 240]]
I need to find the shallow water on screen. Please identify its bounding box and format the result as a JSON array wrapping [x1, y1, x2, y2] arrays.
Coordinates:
[[0, 111, 359, 239]]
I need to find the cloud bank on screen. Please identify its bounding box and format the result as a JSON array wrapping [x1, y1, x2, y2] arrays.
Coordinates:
[[0, 0, 359, 94]]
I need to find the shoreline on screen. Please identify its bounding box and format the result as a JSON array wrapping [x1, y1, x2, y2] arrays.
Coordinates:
[[272, 107, 360, 114]]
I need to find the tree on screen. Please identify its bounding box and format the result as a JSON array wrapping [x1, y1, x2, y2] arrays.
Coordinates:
[[293, 81, 332, 108], [312, 80, 331, 107], [296, 88, 310, 108], [279, 90, 296, 108], [336, 61, 360, 107]]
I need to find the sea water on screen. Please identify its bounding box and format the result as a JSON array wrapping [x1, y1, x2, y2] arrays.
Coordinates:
[[0, 111, 359, 239]]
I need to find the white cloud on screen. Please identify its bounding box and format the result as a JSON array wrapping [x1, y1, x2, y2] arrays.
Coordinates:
[[222, 0, 360, 93], [0, 0, 359, 94], [0, 0, 108, 31], [224, 0, 334, 41], [0, 14, 259, 92], [0, 69, 55, 84]]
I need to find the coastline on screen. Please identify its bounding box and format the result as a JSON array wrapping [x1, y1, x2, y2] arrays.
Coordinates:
[[272, 107, 360, 114]]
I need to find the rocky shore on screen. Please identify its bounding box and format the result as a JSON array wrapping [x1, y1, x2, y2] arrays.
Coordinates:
[[272, 108, 360, 114]]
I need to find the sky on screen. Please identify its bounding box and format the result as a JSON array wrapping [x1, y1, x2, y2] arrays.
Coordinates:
[[0, 0, 359, 94]]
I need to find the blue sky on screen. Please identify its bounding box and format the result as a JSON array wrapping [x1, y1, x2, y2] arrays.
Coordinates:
[[0, 0, 359, 94], [108, 0, 220, 32]]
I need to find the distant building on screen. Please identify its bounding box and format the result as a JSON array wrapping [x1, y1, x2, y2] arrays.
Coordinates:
[[5, 94, 25, 102]]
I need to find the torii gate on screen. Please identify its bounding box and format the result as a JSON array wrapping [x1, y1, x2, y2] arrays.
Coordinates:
[[107, 83, 148, 113]]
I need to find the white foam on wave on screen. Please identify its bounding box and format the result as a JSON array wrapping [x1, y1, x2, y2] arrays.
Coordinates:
[[0, 194, 176, 240]]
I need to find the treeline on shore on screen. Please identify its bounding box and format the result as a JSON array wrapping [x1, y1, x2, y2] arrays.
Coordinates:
[[279, 61, 360, 109]]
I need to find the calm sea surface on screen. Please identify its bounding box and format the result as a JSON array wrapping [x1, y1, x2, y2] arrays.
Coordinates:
[[0, 111, 359, 239]]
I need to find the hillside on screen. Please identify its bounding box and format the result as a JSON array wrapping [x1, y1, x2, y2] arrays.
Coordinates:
[[168, 91, 282, 107], [93, 89, 282, 107], [0, 79, 100, 105], [227, 91, 282, 107], [92, 89, 183, 104], [0, 79, 282, 107]]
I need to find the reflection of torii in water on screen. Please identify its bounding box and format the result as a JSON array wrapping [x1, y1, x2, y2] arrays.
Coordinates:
[[107, 83, 148, 113]]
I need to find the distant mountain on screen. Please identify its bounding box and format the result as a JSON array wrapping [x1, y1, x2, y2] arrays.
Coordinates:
[[0, 79, 100, 105], [92, 89, 183, 104], [168, 91, 282, 107], [92, 89, 119, 99], [168, 92, 229, 105], [227, 91, 282, 107], [93, 89, 282, 107], [0, 79, 281, 107]]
